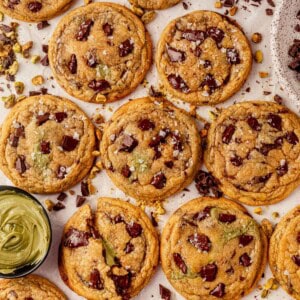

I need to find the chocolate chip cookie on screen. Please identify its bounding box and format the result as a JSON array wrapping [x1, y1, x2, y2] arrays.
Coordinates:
[[128, 0, 181, 10], [100, 97, 201, 203], [0, 0, 73, 22], [156, 10, 252, 105], [269, 206, 300, 300], [0, 94, 96, 194], [59, 197, 159, 299], [204, 101, 300, 206], [49, 2, 152, 104], [161, 197, 267, 300], [0, 274, 66, 299]]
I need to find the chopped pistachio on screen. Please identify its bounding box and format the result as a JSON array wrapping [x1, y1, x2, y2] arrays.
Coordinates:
[[22, 41, 33, 58], [32, 75, 45, 86], [7, 61, 18, 75], [45, 199, 54, 211], [31, 55, 41, 64], [87, 179, 96, 195], [264, 278, 275, 290], [14, 81, 24, 94], [261, 289, 269, 298], [141, 11, 156, 24], [261, 218, 273, 238], [0, 11, 4, 21], [69, 190, 75, 196], [1, 94, 16, 108], [259, 72, 269, 78], [214, 1, 222, 8], [253, 207, 263, 215], [92, 113, 105, 125], [254, 50, 263, 63], [229, 6, 238, 16], [251, 32, 263, 43], [272, 211, 280, 218], [12, 42, 21, 53]]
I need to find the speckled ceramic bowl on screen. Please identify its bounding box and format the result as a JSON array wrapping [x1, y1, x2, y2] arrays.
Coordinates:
[[271, 0, 300, 111]]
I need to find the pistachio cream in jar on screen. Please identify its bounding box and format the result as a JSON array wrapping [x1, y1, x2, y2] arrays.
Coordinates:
[[0, 190, 51, 275]]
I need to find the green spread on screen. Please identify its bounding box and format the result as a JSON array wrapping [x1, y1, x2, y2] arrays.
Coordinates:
[[0, 191, 51, 274]]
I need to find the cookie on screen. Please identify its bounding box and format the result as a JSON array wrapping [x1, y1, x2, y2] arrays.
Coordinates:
[[269, 206, 300, 300], [100, 97, 201, 203], [204, 101, 300, 206], [0, 274, 66, 299], [128, 0, 181, 10], [156, 10, 252, 105], [59, 197, 159, 299], [161, 197, 268, 300], [0, 94, 96, 194], [0, 0, 73, 22], [49, 2, 152, 104]]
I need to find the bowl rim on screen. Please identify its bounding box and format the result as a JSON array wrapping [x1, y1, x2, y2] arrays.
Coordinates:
[[0, 185, 52, 278]]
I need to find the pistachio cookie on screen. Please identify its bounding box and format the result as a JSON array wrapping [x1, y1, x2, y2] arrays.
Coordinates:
[[49, 2, 152, 104], [204, 101, 300, 206], [161, 197, 267, 300], [0, 94, 96, 194], [128, 0, 181, 10], [0, 275, 66, 299], [156, 10, 252, 105], [100, 97, 201, 203], [269, 206, 300, 300], [59, 197, 159, 299], [0, 0, 73, 22]]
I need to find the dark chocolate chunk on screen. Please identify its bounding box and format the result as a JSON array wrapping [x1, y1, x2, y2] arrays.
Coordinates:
[[124, 242, 134, 254], [151, 172, 167, 189], [218, 213, 236, 224], [138, 119, 155, 131], [203, 60, 212, 68], [126, 222, 142, 238], [9, 134, 19, 147], [88, 79, 110, 92], [194, 46, 202, 57], [292, 255, 300, 266], [250, 173, 272, 185], [239, 253, 252, 267], [40, 54, 49, 66], [222, 124, 235, 144], [68, 54, 77, 74], [195, 170, 222, 197], [149, 85, 163, 97], [173, 253, 187, 274], [210, 283, 225, 298], [164, 161, 174, 169], [167, 46, 186, 62], [188, 233, 211, 252], [259, 143, 278, 156], [61, 135, 79, 151], [103, 23, 113, 36], [27, 1, 42, 12], [15, 125, 25, 138], [207, 27, 225, 43], [266, 8, 273, 15], [76, 196, 86, 207], [159, 284, 171, 300], [286, 132, 299, 145], [36, 112, 50, 126], [37, 20, 50, 30], [76, 19, 94, 41], [57, 192, 67, 201], [267, 114, 282, 131], [225, 267, 234, 275], [150, 212, 158, 227], [277, 161, 288, 177], [224, 0, 235, 7], [55, 112, 67, 123], [121, 165, 131, 178], [297, 232, 300, 243], [193, 206, 212, 221], [200, 263, 218, 282], [247, 116, 261, 131], [114, 214, 124, 224], [119, 39, 134, 57], [57, 165, 67, 179], [110, 273, 131, 296], [239, 235, 253, 247], [230, 155, 243, 166], [81, 181, 90, 196], [42, 44, 49, 53], [40, 141, 50, 154], [226, 48, 241, 64], [119, 134, 138, 152], [267, 0, 275, 7], [89, 269, 104, 290], [15, 155, 27, 174], [167, 74, 190, 93], [200, 74, 218, 94], [53, 202, 65, 211], [182, 29, 206, 42], [64, 228, 90, 248]]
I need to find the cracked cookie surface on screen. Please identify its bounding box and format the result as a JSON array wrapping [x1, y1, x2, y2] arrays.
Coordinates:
[[0, 274, 66, 299], [156, 10, 252, 105], [59, 197, 159, 300], [128, 0, 181, 10], [0, 0, 73, 22], [0, 94, 96, 194], [269, 206, 300, 300], [49, 2, 152, 104], [161, 197, 267, 300], [204, 101, 300, 206], [100, 97, 201, 203]]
